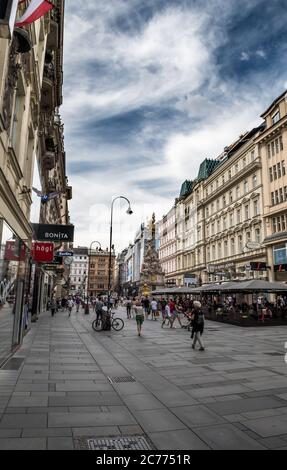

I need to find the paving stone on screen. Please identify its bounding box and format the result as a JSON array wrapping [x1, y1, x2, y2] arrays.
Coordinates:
[[121, 394, 165, 411], [148, 429, 210, 450], [0, 413, 47, 429], [55, 382, 112, 392], [22, 427, 73, 437], [72, 426, 120, 437], [47, 437, 75, 450], [0, 438, 47, 450], [0, 429, 22, 438], [8, 396, 48, 407], [131, 409, 187, 433], [170, 405, 225, 427], [242, 415, 287, 438], [48, 393, 123, 407], [206, 397, 284, 415], [194, 424, 266, 450], [48, 409, 137, 428]]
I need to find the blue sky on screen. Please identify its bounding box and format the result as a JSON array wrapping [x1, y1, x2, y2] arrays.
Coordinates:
[[61, 0, 287, 251]]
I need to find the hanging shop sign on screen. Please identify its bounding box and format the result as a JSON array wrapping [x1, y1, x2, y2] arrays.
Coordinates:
[[0, 0, 18, 38], [32, 223, 74, 242], [4, 240, 27, 261], [31, 242, 54, 263], [56, 251, 74, 257]]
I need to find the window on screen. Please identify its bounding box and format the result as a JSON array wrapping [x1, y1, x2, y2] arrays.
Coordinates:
[[211, 202, 214, 213], [217, 220, 221, 233], [223, 196, 226, 207], [253, 174, 257, 188], [229, 212, 234, 227], [275, 190, 279, 205], [222, 175, 225, 185], [236, 185, 240, 199], [277, 162, 282, 178], [216, 199, 220, 210], [255, 229, 261, 243], [244, 180, 248, 194], [212, 245, 216, 259], [223, 217, 227, 230], [271, 192, 275, 206], [253, 200, 259, 216], [269, 167, 273, 182], [207, 246, 210, 262], [280, 188, 284, 203], [216, 179, 219, 189], [275, 138, 279, 154], [218, 243, 222, 259], [211, 223, 215, 235], [229, 190, 233, 203], [246, 232, 251, 243], [235, 163, 239, 173], [271, 141, 275, 157], [282, 215, 286, 231], [268, 144, 271, 158], [280, 135, 284, 151], [273, 165, 277, 180], [224, 240, 228, 257], [206, 207, 209, 217], [245, 204, 249, 220], [251, 150, 255, 161], [277, 216, 281, 232], [231, 238, 235, 255], [228, 169, 232, 179], [272, 111, 280, 124], [243, 157, 246, 167], [284, 186, 287, 201], [206, 224, 209, 237], [237, 209, 241, 224], [238, 235, 243, 252], [282, 160, 286, 176]]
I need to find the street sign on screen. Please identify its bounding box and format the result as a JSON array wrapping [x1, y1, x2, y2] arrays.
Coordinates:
[[32, 223, 74, 242]]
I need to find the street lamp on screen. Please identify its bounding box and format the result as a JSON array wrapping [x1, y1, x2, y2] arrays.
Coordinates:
[[107, 196, 133, 311], [85, 240, 102, 314]]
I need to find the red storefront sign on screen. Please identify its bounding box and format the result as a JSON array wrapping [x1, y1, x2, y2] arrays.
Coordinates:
[[32, 242, 54, 263], [4, 240, 27, 261]]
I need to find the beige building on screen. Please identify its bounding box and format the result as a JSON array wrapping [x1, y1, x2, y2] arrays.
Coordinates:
[[258, 91, 287, 281], [0, 3, 70, 363], [158, 91, 287, 285], [88, 249, 116, 297]]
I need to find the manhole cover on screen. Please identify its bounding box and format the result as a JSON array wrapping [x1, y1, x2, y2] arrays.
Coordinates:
[[108, 376, 136, 383], [75, 435, 154, 450], [1, 357, 25, 370]]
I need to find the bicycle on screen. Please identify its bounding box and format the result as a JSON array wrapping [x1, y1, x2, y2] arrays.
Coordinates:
[[92, 311, 124, 332]]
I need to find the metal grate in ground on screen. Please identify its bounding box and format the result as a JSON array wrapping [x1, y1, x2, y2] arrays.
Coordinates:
[[75, 435, 154, 450], [108, 376, 136, 383]]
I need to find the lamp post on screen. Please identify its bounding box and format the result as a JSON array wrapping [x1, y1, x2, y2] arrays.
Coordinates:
[[85, 240, 102, 315], [107, 196, 133, 312]]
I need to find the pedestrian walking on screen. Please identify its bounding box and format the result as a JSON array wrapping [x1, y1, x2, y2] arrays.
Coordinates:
[[150, 298, 158, 321], [170, 301, 183, 328], [133, 300, 144, 336], [142, 297, 150, 319], [190, 301, 205, 351], [67, 297, 74, 317], [95, 298, 104, 325], [75, 296, 81, 312], [162, 302, 172, 328], [126, 298, 132, 319], [50, 298, 56, 317]]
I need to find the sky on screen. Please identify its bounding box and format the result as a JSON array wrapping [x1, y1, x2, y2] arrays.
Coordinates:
[[61, 0, 287, 253]]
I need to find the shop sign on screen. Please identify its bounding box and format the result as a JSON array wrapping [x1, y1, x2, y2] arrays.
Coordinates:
[[32, 223, 74, 242], [57, 251, 73, 257], [4, 240, 26, 261], [0, 0, 18, 38], [32, 242, 54, 263]]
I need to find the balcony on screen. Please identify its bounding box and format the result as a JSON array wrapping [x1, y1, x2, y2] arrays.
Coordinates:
[[47, 7, 60, 49], [65, 186, 72, 200], [41, 58, 55, 112]]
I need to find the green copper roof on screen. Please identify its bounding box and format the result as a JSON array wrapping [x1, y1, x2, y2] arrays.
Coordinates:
[[197, 158, 220, 181], [179, 180, 193, 198]]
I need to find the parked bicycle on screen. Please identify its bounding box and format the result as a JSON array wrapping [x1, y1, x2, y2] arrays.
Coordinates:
[[92, 310, 124, 332]]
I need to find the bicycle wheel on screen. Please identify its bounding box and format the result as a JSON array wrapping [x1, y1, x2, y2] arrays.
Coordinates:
[[92, 319, 103, 331], [112, 318, 124, 331]]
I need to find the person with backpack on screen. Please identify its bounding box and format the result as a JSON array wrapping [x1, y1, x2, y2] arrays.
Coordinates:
[[190, 301, 205, 351], [126, 298, 132, 319]]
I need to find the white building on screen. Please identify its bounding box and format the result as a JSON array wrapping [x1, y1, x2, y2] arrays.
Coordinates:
[[69, 247, 89, 295]]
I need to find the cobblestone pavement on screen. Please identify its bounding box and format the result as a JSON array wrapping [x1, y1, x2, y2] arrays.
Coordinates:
[[0, 306, 287, 450]]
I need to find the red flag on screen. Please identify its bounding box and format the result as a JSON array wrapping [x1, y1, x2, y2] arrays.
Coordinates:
[[15, 0, 53, 28]]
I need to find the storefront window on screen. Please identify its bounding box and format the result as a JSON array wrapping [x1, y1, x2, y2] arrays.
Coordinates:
[[0, 219, 30, 365]]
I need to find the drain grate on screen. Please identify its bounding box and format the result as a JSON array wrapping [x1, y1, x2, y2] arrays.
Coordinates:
[[75, 435, 154, 450], [108, 376, 136, 383], [1, 357, 25, 370]]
